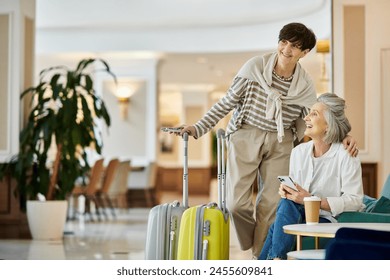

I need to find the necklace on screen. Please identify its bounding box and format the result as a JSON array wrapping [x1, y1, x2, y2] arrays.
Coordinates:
[[272, 69, 293, 82]]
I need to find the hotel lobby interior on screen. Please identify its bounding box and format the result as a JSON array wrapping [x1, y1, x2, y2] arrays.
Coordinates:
[[1, 0, 390, 262]]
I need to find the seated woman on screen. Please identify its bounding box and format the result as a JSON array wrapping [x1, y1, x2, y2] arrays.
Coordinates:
[[259, 93, 364, 260]]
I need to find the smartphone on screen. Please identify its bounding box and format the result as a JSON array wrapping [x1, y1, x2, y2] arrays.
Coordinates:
[[161, 127, 183, 133], [277, 176, 298, 192]]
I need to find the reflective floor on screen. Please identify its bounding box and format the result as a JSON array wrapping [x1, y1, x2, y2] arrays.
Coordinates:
[[0, 192, 252, 260]]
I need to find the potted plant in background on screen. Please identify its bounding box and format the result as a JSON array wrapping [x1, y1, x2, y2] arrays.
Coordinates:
[[0, 58, 116, 240]]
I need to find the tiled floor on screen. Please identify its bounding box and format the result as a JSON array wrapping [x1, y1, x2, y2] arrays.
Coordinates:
[[0, 192, 252, 260]]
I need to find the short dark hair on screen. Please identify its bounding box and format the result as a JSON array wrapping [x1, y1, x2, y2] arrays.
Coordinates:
[[278, 22, 317, 51]]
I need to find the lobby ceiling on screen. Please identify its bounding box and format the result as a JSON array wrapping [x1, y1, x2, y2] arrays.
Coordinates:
[[37, 0, 330, 35], [35, 0, 331, 90]]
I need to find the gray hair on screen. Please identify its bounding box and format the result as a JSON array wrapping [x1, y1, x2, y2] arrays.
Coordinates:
[[317, 93, 351, 144]]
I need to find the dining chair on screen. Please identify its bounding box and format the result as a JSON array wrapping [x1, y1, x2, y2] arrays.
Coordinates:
[[128, 161, 157, 207], [71, 158, 105, 221], [96, 158, 120, 219], [107, 160, 131, 210]]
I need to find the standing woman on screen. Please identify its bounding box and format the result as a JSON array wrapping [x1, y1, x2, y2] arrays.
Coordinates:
[[259, 93, 364, 260], [178, 23, 358, 258]]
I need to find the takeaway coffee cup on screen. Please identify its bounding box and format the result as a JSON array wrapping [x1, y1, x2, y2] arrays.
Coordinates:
[[304, 196, 321, 225]]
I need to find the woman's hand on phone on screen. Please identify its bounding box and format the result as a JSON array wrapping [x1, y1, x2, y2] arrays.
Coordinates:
[[280, 183, 311, 204]]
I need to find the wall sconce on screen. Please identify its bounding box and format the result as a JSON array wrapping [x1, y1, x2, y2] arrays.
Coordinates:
[[115, 85, 133, 120], [316, 39, 331, 94]]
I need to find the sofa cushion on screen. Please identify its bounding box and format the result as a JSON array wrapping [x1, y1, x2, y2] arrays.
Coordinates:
[[381, 175, 390, 199], [371, 196, 390, 214], [337, 211, 390, 223], [363, 195, 377, 212]]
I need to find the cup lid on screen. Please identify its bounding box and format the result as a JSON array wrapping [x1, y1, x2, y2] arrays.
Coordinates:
[[304, 196, 321, 201]]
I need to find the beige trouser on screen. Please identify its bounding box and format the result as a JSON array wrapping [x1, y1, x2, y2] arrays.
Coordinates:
[[226, 124, 293, 257]]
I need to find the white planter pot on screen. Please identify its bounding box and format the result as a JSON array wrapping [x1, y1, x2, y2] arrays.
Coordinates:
[[27, 200, 68, 240]]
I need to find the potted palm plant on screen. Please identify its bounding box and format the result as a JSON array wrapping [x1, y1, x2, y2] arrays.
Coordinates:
[[0, 58, 116, 239]]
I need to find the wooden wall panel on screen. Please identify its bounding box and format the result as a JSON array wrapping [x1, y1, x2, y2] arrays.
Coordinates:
[[156, 167, 211, 195], [343, 6, 366, 150], [361, 163, 377, 198], [0, 177, 30, 239]]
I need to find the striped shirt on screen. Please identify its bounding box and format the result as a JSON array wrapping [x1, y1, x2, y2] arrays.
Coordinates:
[[194, 74, 310, 138]]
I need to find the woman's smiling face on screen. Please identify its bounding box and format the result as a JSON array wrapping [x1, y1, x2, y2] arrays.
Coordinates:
[[304, 102, 329, 140], [277, 39, 309, 66]]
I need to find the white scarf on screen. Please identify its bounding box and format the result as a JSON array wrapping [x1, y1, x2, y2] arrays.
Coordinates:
[[236, 52, 317, 142]]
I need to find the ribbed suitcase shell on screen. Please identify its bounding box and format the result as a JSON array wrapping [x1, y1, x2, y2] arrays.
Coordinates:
[[144, 202, 186, 259], [177, 204, 229, 259]]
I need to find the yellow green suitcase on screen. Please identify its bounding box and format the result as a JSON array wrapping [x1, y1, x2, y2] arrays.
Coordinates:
[[177, 129, 229, 260]]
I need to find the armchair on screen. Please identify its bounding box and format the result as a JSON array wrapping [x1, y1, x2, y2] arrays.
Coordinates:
[[325, 227, 390, 259]]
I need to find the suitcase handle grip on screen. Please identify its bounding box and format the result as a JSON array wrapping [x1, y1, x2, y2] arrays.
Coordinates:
[[217, 129, 225, 138]]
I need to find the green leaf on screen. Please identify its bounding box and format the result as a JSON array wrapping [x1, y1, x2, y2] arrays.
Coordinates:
[[96, 58, 117, 84], [75, 58, 95, 74], [99, 101, 111, 127], [84, 74, 93, 92], [71, 126, 82, 145]]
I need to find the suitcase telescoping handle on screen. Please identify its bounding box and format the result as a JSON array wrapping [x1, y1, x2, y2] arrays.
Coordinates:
[[183, 132, 189, 208], [217, 129, 227, 213]]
